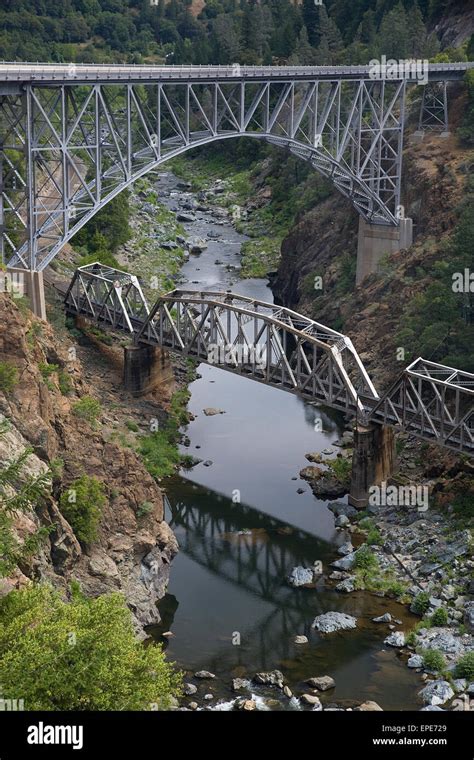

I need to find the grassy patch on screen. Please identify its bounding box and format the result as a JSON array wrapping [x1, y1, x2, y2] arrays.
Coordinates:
[[72, 396, 102, 427]]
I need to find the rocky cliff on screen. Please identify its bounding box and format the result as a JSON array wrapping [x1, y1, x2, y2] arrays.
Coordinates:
[[0, 293, 178, 632]]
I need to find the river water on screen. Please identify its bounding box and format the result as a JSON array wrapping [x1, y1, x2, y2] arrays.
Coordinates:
[[149, 171, 422, 710]]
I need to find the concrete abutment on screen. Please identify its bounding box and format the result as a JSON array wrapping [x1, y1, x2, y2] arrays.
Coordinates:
[[356, 218, 413, 285], [349, 424, 396, 509], [123, 344, 173, 396]]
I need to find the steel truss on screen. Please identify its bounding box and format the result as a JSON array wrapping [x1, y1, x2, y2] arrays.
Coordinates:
[[64, 264, 474, 455], [418, 82, 449, 132], [1, 72, 411, 270]]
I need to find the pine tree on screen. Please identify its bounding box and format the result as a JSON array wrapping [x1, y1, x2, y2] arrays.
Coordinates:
[[0, 421, 53, 577]]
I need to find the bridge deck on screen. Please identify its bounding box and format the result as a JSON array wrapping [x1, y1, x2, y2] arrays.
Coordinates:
[[1, 62, 472, 84]]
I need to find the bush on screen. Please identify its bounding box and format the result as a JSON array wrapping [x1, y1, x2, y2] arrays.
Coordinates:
[[422, 649, 446, 673], [72, 396, 102, 426], [59, 475, 106, 544], [0, 362, 18, 394], [0, 584, 181, 710], [431, 607, 448, 627], [327, 457, 352, 482], [136, 501, 154, 518], [354, 545, 379, 570], [412, 591, 431, 616], [454, 652, 474, 681]]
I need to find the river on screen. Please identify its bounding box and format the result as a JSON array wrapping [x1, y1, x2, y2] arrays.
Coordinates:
[[148, 170, 422, 710]]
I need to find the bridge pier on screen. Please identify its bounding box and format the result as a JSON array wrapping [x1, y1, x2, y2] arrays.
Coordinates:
[[7, 267, 47, 320], [123, 344, 172, 396], [356, 218, 413, 285], [348, 424, 396, 509]]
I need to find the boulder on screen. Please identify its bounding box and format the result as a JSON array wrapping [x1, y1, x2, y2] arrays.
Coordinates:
[[232, 678, 250, 692], [253, 670, 284, 688], [294, 635, 309, 644], [194, 670, 215, 679], [335, 577, 356, 593], [419, 680, 454, 706], [183, 683, 197, 695], [305, 676, 336, 691], [464, 601, 474, 632], [407, 654, 423, 669], [327, 502, 358, 519], [331, 552, 356, 571], [312, 611, 357, 633], [301, 694, 322, 708], [373, 613, 392, 623], [358, 701, 383, 711], [337, 541, 354, 556], [287, 566, 314, 587], [384, 631, 406, 647]]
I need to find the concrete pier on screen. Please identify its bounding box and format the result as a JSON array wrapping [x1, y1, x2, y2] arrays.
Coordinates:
[[123, 344, 172, 396], [349, 424, 396, 508], [356, 218, 413, 285], [7, 267, 47, 320]]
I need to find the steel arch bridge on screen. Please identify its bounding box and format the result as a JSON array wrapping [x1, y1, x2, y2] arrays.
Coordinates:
[[65, 262, 474, 456], [1, 62, 472, 271]]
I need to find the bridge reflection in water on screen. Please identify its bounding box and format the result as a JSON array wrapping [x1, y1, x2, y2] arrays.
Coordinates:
[[150, 477, 421, 708]]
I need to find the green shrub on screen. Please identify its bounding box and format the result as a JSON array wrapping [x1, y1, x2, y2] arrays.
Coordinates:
[[58, 370, 72, 396], [126, 420, 139, 432], [412, 591, 431, 616], [367, 527, 383, 546], [72, 396, 102, 426], [354, 545, 379, 570], [454, 652, 474, 681], [327, 457, 351, 482], [422, 649, 446, 673], [0, 362, 18, 394], [59, 475, 106, 544], [139, 430, 182, 480], [136, 501, 154, 518], [0, 584, 181, 710], [431, 607, 448, 627]]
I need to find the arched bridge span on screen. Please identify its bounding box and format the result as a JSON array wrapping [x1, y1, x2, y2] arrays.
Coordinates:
[[1, 62, 472, 272]]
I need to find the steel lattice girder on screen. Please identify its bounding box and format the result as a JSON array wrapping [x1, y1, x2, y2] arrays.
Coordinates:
[[418, 82, 449, 132], [64, 266, 474, 455], [369, 358, 474, 453], [2, 76, 410, 271]]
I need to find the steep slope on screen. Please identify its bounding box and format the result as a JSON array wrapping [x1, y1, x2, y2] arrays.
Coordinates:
[[0, 294, 177, 631]]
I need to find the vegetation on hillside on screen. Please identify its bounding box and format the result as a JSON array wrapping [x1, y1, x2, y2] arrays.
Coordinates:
[[0, 583, 181, 710], [0, 0, 467, 66]]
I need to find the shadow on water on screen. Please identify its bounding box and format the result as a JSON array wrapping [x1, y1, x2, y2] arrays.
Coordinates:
[[147, 478, 422, 710]]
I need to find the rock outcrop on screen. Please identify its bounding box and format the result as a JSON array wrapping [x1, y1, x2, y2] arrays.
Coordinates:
[[0, 294, 178, 630]]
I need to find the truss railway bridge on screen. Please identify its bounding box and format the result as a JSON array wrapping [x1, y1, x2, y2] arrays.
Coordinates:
[[63, 262, 474, 508]]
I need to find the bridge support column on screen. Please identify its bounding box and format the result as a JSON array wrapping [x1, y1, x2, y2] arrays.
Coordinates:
[[356, 218, 413, 285], [123, 344, 172, 396], [7, 267, 46, 320], [348, 424, 396, 509]]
